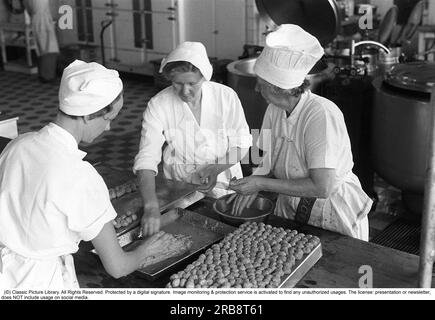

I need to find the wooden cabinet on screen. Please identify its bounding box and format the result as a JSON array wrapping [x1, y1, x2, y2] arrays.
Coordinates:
[[178, 0, 246, 60], [213, 0, 246, 59], [150, 0, 178, 55]]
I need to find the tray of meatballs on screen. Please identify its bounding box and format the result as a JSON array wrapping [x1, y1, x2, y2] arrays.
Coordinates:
[[98, 166, 322, 287]]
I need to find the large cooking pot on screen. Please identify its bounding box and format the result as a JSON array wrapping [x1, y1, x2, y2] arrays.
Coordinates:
[[227, 57, 268, 132], [371, 61, 435, 214]]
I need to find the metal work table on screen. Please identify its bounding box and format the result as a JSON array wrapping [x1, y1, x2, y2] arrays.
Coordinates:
[[74, 198, 432, 289]]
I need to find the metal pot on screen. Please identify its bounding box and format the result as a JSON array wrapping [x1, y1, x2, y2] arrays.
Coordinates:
[[371, 62, 435, 214], [226, 58, 268, 132], [213, 194, 274, 227]]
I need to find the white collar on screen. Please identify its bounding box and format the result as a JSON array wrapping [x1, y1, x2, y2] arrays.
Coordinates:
[[283, 90, 310, 125], [45, 123, 87, 159]]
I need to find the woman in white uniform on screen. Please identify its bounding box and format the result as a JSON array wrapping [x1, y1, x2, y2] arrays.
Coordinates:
[[134, 42, 252, 236], [0, 60, 177, 288], [23, 0, 59, 82], [229, 25, 372, 241]]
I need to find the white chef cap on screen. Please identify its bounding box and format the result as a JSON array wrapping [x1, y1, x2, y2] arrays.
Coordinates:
[[159, 42, 213, 81], [254, 24, 324, 89], [59, 60, 123, 116]]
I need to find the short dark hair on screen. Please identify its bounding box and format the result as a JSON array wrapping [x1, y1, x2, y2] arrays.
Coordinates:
[[59, 91, 122, 120], [162, 61, 201, 81]]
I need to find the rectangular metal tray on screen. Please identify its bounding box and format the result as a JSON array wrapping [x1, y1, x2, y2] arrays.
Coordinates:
[[121, 209, 236, 280], [113, 189, 204, 237], [95, 165, 205, 236], [279, 243, 322, 288]]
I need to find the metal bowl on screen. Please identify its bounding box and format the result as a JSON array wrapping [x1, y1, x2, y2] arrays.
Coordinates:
[[213, 194, 274, 227]]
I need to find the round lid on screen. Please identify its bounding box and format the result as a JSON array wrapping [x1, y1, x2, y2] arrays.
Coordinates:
[[385, 62, 435, 93], [255, 0, 340, 46]]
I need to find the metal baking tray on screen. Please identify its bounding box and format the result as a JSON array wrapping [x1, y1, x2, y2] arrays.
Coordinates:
[[94, 165, 205, 236], [279, 243, 322, 288], [113, 189, 204, 237], [121, 208, 236, 280]]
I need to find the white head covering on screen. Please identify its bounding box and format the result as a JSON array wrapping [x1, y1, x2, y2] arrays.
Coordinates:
[[59, 60, 123, 116], [254, 24, 324, 89], [159, 42, 213, 81]]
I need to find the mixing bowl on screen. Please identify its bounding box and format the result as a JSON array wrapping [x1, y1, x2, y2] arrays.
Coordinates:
[[213, 194, 274, 227]]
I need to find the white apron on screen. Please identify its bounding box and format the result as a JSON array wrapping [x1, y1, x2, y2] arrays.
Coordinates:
[[0, 245, 79, 289], [271, 119, 369, 241], [24, 0, 59, 55]]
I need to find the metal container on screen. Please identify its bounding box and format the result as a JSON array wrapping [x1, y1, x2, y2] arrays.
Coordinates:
[[226, 58, 268, 132], [213, 194, 274, 227], [120, 209, 236, 280], [378, 47, 401, 76], [371, 62, 435, 214], [255, 0, 340, 46]]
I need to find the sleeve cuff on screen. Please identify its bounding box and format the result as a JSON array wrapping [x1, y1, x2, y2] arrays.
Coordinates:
[[133, 159, 159, 175], [308, 157, 338, 169]]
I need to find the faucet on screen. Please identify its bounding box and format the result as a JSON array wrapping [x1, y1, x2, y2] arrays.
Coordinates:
[[350, 40, 391, 66]]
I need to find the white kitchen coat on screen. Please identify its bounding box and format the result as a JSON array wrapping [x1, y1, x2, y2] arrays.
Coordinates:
[[0, 123, 116, 288], [24, 0, 59, 55], [257, 91, 371, 240], [134, 81, 252, 198]]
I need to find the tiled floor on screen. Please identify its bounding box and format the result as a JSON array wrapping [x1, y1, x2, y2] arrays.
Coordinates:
[[0, 70, 158, 143], [0, 69, 422, 255]]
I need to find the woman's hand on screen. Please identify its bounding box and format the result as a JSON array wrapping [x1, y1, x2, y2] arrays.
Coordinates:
[[140, 206, 161, 237], [192, 164, 219, 192], [226, 192, 259, 217], [140, 231, 172, 252], [228, 176, 263, 195]]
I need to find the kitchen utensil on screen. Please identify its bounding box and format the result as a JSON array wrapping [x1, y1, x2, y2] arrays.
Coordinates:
[[378, 5, 398, 47], [213, 193, 274, 226]]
